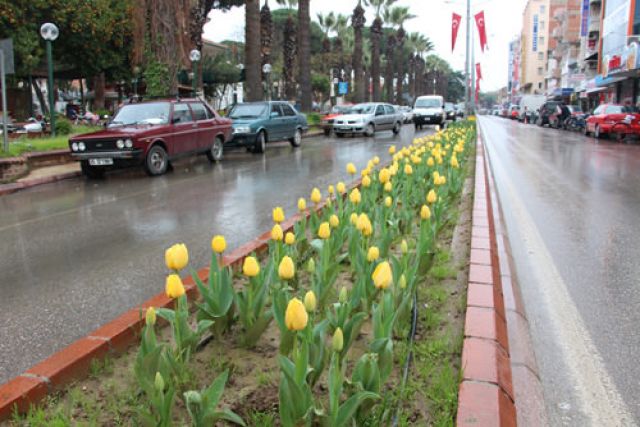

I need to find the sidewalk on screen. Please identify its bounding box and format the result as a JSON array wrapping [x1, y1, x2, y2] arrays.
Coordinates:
[[0, 163, 81, 196]]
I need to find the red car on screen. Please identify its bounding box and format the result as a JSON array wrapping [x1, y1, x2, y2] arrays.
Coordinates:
[[585, 104, 640, 139], [69, 98, 232, 178], [321, 104, 353, 136]]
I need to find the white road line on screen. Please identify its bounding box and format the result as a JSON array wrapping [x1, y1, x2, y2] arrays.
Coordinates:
[[479, 119, 635, 427]]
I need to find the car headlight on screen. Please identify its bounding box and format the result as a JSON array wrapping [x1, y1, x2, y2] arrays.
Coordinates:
[[78, 142, 86, 151], [234, 126, 252, 134], [125, 138, 133, 148], [71, 142, 78, 152], [116, 139, 125, 149]]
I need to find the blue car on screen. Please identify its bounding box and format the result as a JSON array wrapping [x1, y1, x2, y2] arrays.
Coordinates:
[[227, 101, 309, 153]]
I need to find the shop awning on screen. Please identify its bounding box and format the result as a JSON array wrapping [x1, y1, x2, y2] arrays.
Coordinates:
[[586, 86, 608, 94]]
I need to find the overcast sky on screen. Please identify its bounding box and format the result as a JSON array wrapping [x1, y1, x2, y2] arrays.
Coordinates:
[[204, 0, 528, 92]]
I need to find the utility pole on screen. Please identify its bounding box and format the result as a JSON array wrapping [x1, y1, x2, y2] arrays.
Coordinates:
[[465, 0, 471, 116], [471, 17, 476, 113]]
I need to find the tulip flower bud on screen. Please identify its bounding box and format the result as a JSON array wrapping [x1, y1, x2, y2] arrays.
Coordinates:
[[271, 224, 284, 241], [165, 243, 189, 271], [165, 274, 186, 299], [399, 274, 407, 289], [285, 232, 296, 245], [329, 215, 340, 228], [211, 235, 227, 254], [379, 168, 390, 184], [349, 188, 361, 204], [298, 198, 307, 212], [372, 261, 392, 290], [427, 189, 437, 204], [285, 297, 308, 331], [401, 239, 408, 254], [339, 286, 348, 303], [146, 307, 156, 326], [332, 327, 344, 353], [242, 256, 260, 277], [346, 162, 357, 175], [384, 182, 392, 193], [307, 258, 316, 273], [336, 182, 346, 194], [273, 207, 285, 224], [385, 196, 392, 208], [427, 157, 435, 167], [279, 256, 295, 280], [154, 372, 165, 392], [318, 222, 331, 239], [420, 204, 432, 220], [326, 197, 332, 207], [367, 246, 380, 262], [328, 184, 335, 195], [373, 155, 380, 165], [350, 212, 358, 225], [388, 145, 396, 155], [362, 175, 372, 187], [311, 188, 322, 204], [404, 164, 413, 175], [304, 291, 317, 312]]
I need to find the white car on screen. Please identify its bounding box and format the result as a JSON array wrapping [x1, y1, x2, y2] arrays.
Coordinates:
[[413, 95, 446, 129], [333, 103, 403, 137]]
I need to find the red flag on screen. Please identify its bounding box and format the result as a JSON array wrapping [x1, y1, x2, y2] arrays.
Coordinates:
[[475, 78, 480, 103], [475, 11, 488, 52], [476, 63, 482, 80], [452, 13, 462, 52]]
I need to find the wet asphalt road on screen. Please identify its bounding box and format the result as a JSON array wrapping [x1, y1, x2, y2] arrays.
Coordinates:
[[0, 126, 432, 385], [480, 116, 640, 426]]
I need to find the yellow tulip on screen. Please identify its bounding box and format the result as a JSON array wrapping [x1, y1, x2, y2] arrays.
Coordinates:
[[298, 198, 307, 212], [451, 156, 459, 168], [273, 207, 285, 224], [165, 243, 189, 271], [326, 197, 332, 207], [350, 212, 359, 225], [336, 182, 346, 194], [285, 232, 296, 245], [304, 291, 317, 312], [373, 156, 380, 165], [367, 160, 374, 170], [329, 214, 340, 228], [339, 287, 348, 303], [389, 145, 396, 155], [361, 168, 370, 177], [367, 246, 380, 262], [420, 205, 431, 220], [165, 274, 186, 299], [318, 222, 331, 239], [271, 224, 284, 241], [285, 297, 308, 331], [211, 235, 227, 254], [327, 184, 335, 196], [311, 188, 322, 204], [349, 188, 362, 204], [356, 213, 373, 236], [433, 171, 440, 181], [332, 327, 344, 352], [427, 189, 437, 204], [346, 162, 357, 175], [439, 176, 447, 185], [279, 256, 295, 280], [384, 182, 392, 192], [242, 256, 260, 277], [362, 175, 372, 187], [146, 307, 156, 326], [379, 168, 391, 184], [372, 261, 392, 289], [401, 239, 408, 254], [404, 164, 413, 175], [384, 196, 392, 207]]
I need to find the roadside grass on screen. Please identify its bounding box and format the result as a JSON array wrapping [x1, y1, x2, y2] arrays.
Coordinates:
[[0, 125, 101, 158]]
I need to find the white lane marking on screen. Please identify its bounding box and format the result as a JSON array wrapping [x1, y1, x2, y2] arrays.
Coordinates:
[[479, 119, 636, 427]]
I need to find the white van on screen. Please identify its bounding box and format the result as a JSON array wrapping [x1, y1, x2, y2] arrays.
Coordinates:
[[413, 95, 445, 128]]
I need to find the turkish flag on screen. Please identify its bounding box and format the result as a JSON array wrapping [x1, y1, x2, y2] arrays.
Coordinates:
[[476, 63, 482, 80], [475, 78, 480, 103], [452, 13, 462, 52], [475, 11, 488, 52]]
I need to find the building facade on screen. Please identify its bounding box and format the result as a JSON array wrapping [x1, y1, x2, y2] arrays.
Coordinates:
[[521, 0, 552, 94]]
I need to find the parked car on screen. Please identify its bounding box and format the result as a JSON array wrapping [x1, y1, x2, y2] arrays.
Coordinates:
[[518, 95, 545, 122], [397, 106, 414, 124], [584, 104, 640, 139], [536, 101, 562, 126], [413, 95, 445, 128], [228, 101, 308, 152], [69, 98, 232, 178], [333, 103, 403, 137], [455, 104, 465, 118], [509, 105, 520, 120], [321, 104, 353, 136], [444, 102, 457, 121]]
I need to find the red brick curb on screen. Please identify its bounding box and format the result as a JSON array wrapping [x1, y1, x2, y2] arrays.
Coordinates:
[[457, 129, 517, 426]]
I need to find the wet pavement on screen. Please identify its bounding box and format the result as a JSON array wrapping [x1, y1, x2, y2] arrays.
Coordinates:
[[480, 116, 640, 426], [0, 127, 431, 385]]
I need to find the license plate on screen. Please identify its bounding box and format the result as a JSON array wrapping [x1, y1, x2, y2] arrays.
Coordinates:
[[89, 158, 113, 166]]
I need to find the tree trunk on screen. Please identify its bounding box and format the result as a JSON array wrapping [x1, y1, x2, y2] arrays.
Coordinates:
[[385, 34, 396, 103], [94, 73, 105, 110], [298, 0, 312, 111], [364, 67, 371, 102], [371, 17, 382, 102], [352, 3, 366, 103], [245, 0, 262, 101], [395, 27, 405, 105], [283, 15, 297, 101], [260, 2, 273, 85]]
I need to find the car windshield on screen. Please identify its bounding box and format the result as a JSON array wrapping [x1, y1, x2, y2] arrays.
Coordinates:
[[110, 102, 170, 126], [415, 99, 441, 108], [351, 104, 376, 114], [331, 105, 352, 114], [229, 103, 268, 119]]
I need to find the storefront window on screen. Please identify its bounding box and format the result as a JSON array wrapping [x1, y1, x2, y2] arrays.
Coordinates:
[[634, 1, 640, 35]]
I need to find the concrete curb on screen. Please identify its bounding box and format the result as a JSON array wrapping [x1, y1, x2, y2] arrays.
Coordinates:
[[456, 129, 517, 426]]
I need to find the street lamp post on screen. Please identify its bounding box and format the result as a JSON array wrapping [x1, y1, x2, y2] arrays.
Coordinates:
[[465, 0, 471, 116], [263, 63, 272, 101], [40, 23, 59, 137], [189, 49, 201, 97]]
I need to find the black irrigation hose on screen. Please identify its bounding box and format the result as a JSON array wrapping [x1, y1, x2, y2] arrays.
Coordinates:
[[392, 288, 420, 427]]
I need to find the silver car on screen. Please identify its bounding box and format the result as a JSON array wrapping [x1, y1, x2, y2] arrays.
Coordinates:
[[333, 103, 403, 137]]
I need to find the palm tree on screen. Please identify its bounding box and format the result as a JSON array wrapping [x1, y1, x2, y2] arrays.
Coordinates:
[[365, 0, 396, 102], [387, 6, 415, 104], [406, 32, 433, 100], [317, 12, 336, 76], [352, 1, 366, 103], [362, 38, 372, 101], [277, 0, 298, 101], [382, 7, 396, 103], [261, 1, 273, 87], [333, 14, 349, 88], [245, 0, 262, 101], [298, 0, 312, 111]]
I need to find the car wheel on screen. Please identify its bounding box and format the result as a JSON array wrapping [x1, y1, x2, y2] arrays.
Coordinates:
[[594, 125, 603, 139], [336, 132, 344, 138], [254, 130, 266, 154], [583, 125, 590, 137], [144, 145, 169, 176], [414, 122, 419, 130], [323, 128, 331, 136], [289, 128, 302, 147], [80, 160, 105, 179], [365, 123, 375, 137], [392, 122, 401, 135], [206, 137, 224, 163]]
